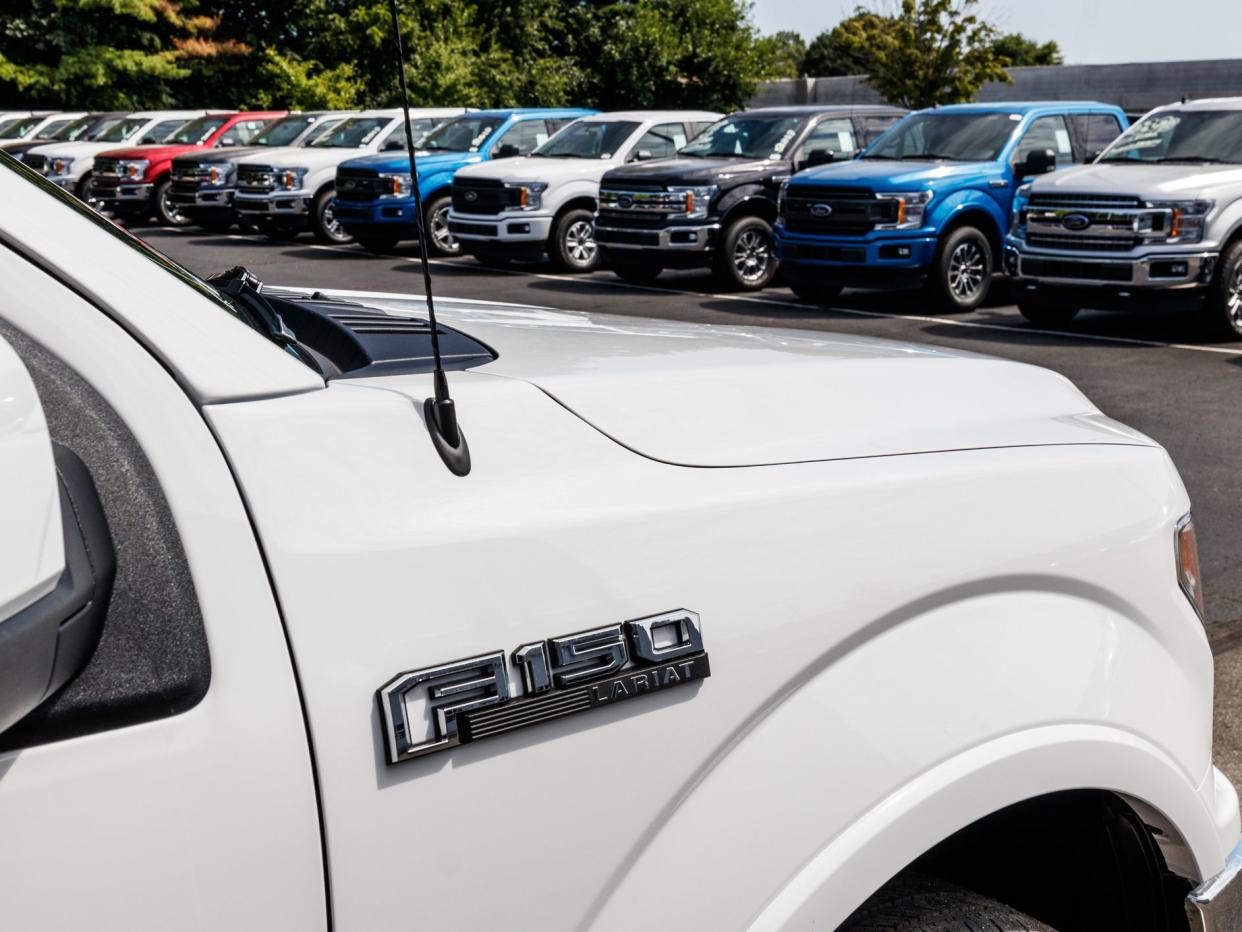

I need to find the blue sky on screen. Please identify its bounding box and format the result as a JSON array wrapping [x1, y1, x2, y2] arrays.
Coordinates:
[[752, 0, 1242, 65]]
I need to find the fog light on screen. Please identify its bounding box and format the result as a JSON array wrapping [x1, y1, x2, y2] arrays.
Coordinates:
[[1151, 261, 1190, 278], [507, 222, 531, 234], [879, 244, 913, 259]]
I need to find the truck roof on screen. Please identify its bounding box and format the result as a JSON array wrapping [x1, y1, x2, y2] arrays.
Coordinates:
[[463, 108, 598, 119], [1151, 97, 1242, 111], [576, 110, 722, 122], [741, 105, 906, 117], [921, 101, 1119, 115]]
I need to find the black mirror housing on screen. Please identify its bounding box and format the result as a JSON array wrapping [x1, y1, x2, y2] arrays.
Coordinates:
[[495, 143, 520, 159], [1021, 147, 1057, 176], [802, 147, 835, 169]]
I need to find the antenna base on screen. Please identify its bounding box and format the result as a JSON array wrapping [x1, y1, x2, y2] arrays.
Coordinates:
[[424, 398, 471, 476]]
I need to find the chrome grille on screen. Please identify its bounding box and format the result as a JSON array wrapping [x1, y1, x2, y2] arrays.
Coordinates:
[[237, 164, 277, 194], [1028, 193, 1142, 209], [23, 153, 46, 172], [1026, 233, 1140, 252], [94, 157, 120, 177]]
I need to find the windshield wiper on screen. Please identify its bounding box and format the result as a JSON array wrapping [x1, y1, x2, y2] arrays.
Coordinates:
[[206, 266, 322, 374], [1152, 156, 1232, 164], [898, 153, 959, 160]]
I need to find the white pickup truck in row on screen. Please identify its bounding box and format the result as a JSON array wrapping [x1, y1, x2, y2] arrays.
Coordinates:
[[0, 142, 1240, 931]]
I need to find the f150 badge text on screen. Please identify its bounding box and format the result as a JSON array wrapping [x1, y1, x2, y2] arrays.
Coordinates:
[[378, 610, 710, 764]]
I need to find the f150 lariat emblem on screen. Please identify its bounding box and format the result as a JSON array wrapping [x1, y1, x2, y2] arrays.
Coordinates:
[[377, 610, 709, 764]]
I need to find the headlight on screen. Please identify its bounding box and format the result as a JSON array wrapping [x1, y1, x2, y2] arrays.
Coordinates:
[[1176, 513, 1204, 618], [876, 190, 934, 230], [1138, 199, 1213, 244], [504, 181, 548, 210], [205, 163, 234, 187], [51, 157, 73, 177], [118, 159, 149, 181], [272, 167, 308, 191], [378, 172, 413, 197], [668, 185, 717, 220]]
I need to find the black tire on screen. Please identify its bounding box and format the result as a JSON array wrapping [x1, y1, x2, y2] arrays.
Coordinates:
[[423, 194, 459, 257], [355, 233, 400, 253], [549, 208, 600, 272], [153, 178, 190, 227], [612, 263, 663, 284], [714, 215, 778, 291], [840, 873, 1056, 931], [255, 219, 301, 241], [1017, 300, 1079, 328], [75, 172, 93, 202], [928, 225, 994, 311], [311, 189, 353, 244], [1201, 238, 1242, 339], [789, 282, 843, 306]]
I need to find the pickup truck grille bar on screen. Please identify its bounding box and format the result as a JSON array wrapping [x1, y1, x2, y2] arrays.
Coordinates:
[[1022, 191, 1168, 250], [93, 158, 119, 178], [452, 178, 519, 215], [335, 168, 388, 198], [1027, 233, 1141, 252], [1028, 193, 1142, 209], [599, 188, 688, 213], [782, 186, 892, 236], [23, 154, 46, 172], [237, 165, 278, 194], [171, 164, 213, 183]]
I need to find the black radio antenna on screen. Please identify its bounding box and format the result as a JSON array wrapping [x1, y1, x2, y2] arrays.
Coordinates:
[[387, 0, 470, 476]]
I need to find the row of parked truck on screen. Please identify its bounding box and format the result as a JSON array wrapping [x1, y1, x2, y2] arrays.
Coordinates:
[[6, 97, 1242, 336]]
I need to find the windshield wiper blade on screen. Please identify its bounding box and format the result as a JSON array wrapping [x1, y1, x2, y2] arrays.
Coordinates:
[[207, 266, 309, 362], [1152, 156, 1231, 164]]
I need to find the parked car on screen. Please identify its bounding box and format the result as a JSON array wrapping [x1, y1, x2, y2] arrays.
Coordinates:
[[25, 110, 205, 200], [169, 111, 355, 234], [0, 112, 84, 145], [449, 110, 720, 272], [594, 106, 906, 289], [334, 108, 595, 255], [233, 108, 465, 244], [2, 154, 1241, 931], [1006, 97, 1242, 336], [776, 102, 1128, 310], [4, 112, 128, 164], [94, 111, 286, 226]]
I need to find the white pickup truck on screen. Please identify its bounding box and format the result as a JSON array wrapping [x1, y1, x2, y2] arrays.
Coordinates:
[[2, 144, 1242, 931], [233, 108, 464, 243], [448, 110, 720, 271], [1006, 98, 1242, 336]]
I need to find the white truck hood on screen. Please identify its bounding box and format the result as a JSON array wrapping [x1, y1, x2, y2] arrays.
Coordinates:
[[1033, 162, 1242, 200], [315, 290, 1152, 467], [454, 155, 620, 186], [233, 146, 374, 170], [28, 140, 125, 161]]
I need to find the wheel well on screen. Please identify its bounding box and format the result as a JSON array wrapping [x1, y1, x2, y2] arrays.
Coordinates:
[[942, 208, 1003, 260], [722, 195, 777, 227], [554, 196, 597, 222], [313, 179, 334, 200], [909, 790, 1192, 931], [425, 185, 451, 205]]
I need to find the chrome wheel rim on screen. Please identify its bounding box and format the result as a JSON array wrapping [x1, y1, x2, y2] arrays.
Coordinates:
[[733, 228, 772, 283], [565, 219, 597, 266], [160, 189, 188, 226], [430, 204, 457, 253], [322, 198, 352, 243], [1228, 263, 1242, 330], [948, 241, 986, 299]]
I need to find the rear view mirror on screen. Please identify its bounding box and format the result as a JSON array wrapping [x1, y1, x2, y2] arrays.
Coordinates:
[[1020, 147, 1057, 176], [0, 339, 114, 737], [495, 143, 520, 159]]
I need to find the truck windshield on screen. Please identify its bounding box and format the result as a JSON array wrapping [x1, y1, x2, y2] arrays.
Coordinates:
[[862, 112, 1018, 161], [0, 116, 41, 139], [34, 119, 73, 140], [420, 116, 505, 152], [249, 114, 319, 147], [312, 117, 392, 148], [533, 121, 639, 158], [1098, 111, 1242, 164], [165, 116, 229, 145], [678, 116, 806, 159], [95, 117, 147, 143], [51, 114, 102, 141]]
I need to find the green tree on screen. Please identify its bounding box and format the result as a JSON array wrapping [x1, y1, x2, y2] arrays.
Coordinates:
[[758, 30, 807, 79], [802, 11, 888, 77], [841, 0, 1011, 108], [992, 32, 1063, 67]]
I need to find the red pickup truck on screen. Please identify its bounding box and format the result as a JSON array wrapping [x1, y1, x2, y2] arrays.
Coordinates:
[[93, 111, 286, 226]]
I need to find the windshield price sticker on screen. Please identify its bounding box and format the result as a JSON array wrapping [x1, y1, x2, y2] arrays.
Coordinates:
[[377, 610, 710, 764]]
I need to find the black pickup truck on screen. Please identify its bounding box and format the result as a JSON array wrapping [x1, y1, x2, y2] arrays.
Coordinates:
[[595, 105, 906, 290]]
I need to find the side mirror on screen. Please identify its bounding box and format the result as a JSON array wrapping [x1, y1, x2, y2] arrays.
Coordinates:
[[0, 338, 114, 737], [140, 136, 159, 145], [1020, 147, 1057, 176], [631, 148, 655, 162], [494, 143, 520, 159], [382, 138, 406, 151], [219, 137, 238, 148], [800, 148, 835, 170]]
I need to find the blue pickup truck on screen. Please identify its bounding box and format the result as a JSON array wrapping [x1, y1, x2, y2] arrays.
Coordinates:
[[775, 102, 1128, 310], [334, 108, 596, 255]]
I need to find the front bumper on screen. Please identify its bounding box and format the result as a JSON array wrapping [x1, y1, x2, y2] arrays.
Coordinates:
[[95, 181, 154, 211], [775, 227, 938, 290], [234, 191, 312, 220], [1187, 835, 1242, 932], [334, 197, 415, 227], [168, 186, 235, 210], [448, 211, 553, 243], [595, 221, 719, 269]]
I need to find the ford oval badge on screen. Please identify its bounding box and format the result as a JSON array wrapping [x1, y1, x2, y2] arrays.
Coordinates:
[[617, 195, 634, 209], [464, 190, 478, 202], [810, 203, 833, 218], [1062, 213, 1092, 232]]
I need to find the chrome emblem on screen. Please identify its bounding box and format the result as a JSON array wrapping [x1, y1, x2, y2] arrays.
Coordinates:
[[617, 194, 634, 209], [463, 190, 478, 202], [810, 203, 833, 218], [378, 610, 710, 763], [1062, 213, 1092, 231]]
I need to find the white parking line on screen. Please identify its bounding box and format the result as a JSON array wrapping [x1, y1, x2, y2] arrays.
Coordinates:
[[139, 227, 1242, 358]]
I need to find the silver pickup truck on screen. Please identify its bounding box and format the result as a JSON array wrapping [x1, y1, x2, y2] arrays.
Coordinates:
[[1005, 98, 1242, 336]]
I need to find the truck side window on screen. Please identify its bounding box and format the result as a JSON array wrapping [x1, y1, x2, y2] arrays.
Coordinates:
[[688, 121, 715, 141], [503, 120, 551, 156], [633, 122, 688, 159], [860, 115, 900, 145], [1069, 113, 1123, 159], [1014, 115, 1074, 169], [146, 119, 188, 143], [795, 118, 857, 164], [218, 120, 269, 147]]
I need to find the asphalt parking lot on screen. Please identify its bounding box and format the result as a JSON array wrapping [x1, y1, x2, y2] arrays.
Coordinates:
[[135, 222, 1242, 783]]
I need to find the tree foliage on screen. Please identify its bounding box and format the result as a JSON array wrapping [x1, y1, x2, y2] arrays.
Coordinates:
[[801, 11, 887, 78], [992, 32, 1063, 67], [0, 0, 786, 111], [757, 30, 807, 79]]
